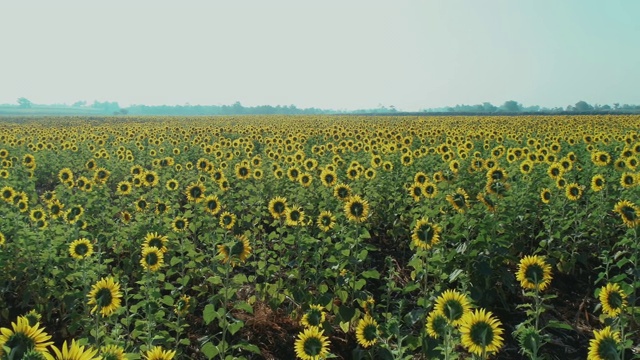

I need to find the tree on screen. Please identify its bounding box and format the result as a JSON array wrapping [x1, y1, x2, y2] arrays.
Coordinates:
[[574, 100, 593, 112], [501, 100, 521, 112], [17, 97, 32, 108]]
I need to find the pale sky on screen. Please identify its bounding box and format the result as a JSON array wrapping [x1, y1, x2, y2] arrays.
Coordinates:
[[1, 0, 638, 111]]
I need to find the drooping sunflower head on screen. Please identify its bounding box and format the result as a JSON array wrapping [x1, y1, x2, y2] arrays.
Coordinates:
[[316, 211, 336, 232], [588, 326, 621, 360], [219, 211, 236, 230], [69, 238, 94, 260], [285, 206, 306, 226], [0, 316, 54, 358], [434, 289, 472, 325], [598, 283, 627, 318], [294, 326, 330, 360], [477, 192, 497, 212], [459, 308, 504, 357], [141, 246, 164, 272], [87, 277, 123, 317], [411, 218, 442, 250], [516, 255, 553, 291], [268, 196, 288, 219], [613, 200, 640, 228], [143, 232, 168, 253], [301, 304, 326, 328], [446, 188, 470, 213], [344, 195, 370, 223], [355, 314, 379, 348], [174, 295, 191, 317]]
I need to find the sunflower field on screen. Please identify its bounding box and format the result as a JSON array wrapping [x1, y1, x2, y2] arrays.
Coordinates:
[[0, 115, 639, 360]]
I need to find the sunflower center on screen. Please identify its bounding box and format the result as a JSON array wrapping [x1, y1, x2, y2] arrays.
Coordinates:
[[606, 291, 623, 309], [207, 200, 218, 210], [175, 220, 185, 229], [570, 187, 580, 196], [306, 310, 322, 326], [350, 202, 364, 216], [621, 206, 637, 221], [469, 321, 494, 347], [595, 179, 603, 186], [325, 174, 334, 183], [75, 243, 88, 256], [145, 252, 159, 266], [239, 167, 248, 176], [274, 202, 285, 214], [597, 337, 619, 359], [624, 175, 634, 185], [138, 200, 147, 209], [222, 216, 232, 225], [96, 288, 114, 307], [338, 188, 349, 198], [145, 174, 155, 182], [443, 300, 464, 321], [363, 324, 377, 341], [290, 210, 301, 221], [302, 337, 323, 356], [453, 194, 466, 207], [157, 204, 167, 212], [321, 216, 332, 226], [524, 264, 544, 285], [190, 187, 202, 198], [413, 187, 422, 197], [417, 224, 434, 242], [149, 238, 163, 248]]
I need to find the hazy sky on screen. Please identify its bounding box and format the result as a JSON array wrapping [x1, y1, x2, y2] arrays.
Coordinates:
[[1, 0, 638, 111]]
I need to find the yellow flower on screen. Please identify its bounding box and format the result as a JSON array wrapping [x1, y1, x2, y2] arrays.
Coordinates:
[[587, 326, 621, 360], [434, 289, 472, 326], [294, 326, 330, 360], [69, 238, 94, 260], [50, 339, 99, 360], [140, 246, 164, 272], [142, 346, 176, 360], [613, 200, 640, 228], [217, 234, 252, 266], [355, 314, 379, 348], [459, 308, 504, 357], [301, 304, 326, 328], [0, 316, 54, 358], [598, 283, 627, 318], [87, 277, 122, 317], [516, 255, 553, 292], [411, 218, 442, 250], [344, 195, 369, 223]]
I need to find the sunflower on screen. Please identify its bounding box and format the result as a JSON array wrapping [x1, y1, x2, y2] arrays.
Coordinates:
[[22, 154, 36, 168], [316, 211, 336, 232], [58, 168, 74, 184], [0, 316, 53, 358], [485, 180, 509, 197], [143, 232, 168, 253], [185, 182, 206, 203], [333, 183, 352, 201], [516, 255, 553, 291], [354, 314, 379, 348], [87, 277, 122, 317], [135, 198, 148, 212], [408, 183, 423, 202], [425, 311, 448, 339], [141, 246, 164, 272], [202, 195, 221, 216], [446, 188, 470, 213], [434, 289, 472, 325], [287, 167, 301, 182], [120, 211, 132, 224], [50, 339, 99, 360], [344, 195, 370, 223], [540, 188, 551, 204], [564, 183, 583, 201], [165, 179, 179, 191], [294, 326, 330, 360], [171, 216, 189, 232], [598, 283, 627, 318], [93, 167, 111, 184], [116, 181, 132, 196], [477, 192, 497, 212], [217, 234, 252, 266], [301, 304, 326, 328], [546, 163, 564, 180], [268, 197, 288, 219], [174, 295, 191, 317], [69, 238, 94, 260], [0, 231, 5, 246], [591, 175, 606, 192], [235, 164, 252, 180], [591, 151, 611, 167], [411, 218, 442, 250], [100, 344, 126, 360], [619, 172, 637, 189], [155, 201, 170, 215], [423, 182, 438, 199], [320, 169, 337, 187], [459, 308, 504, 357], [219, 211, 236, 230], [298, 173, 313, 187], [613, 200, 640, 228], [486, 167, 507, 182], [285, 205, 306, 226], [587, 326, 621, 360], [29, 208, 46, 222], [142, 346, 176, 360]]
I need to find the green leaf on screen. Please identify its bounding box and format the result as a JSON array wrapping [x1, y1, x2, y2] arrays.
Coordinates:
[[201, 342, 219, 359], [203, 304, 216, 325], [228, 320, 245, 335], [161, 295, 174, 306], [361, 269, 380, 279], [234, 301, 253, 314], [546, 320, 572, 330]]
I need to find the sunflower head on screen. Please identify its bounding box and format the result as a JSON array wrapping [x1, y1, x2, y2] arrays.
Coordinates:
[[294, 326, 330, 360], [426, 311, 449, 339], [174, 295, 191, 317], [333, 183, 352, 201], [143, 232, 168, 253], [434, 289, 472, 325], [344, 195, 370, 223], [411, 218, 442, 250], [185, 182, 206, 203], [285, 206, 305, 226], [219, 211, 236, 230], [540, 188, 551, 204], [100, 344, 126, 360], [598, 283, 627, 318], [0, 316, 54, 358], [87, 277, 123, 317], [516, 255, 553, 292], [588, 326, 621, 360], [316, 211, 336, 232], [355, 314, 379, 348], [613, 200, 640, 228], [69, 238, 94, 260], [217, 234, 251, 266], [142, 345, 176, 360], [268, 197, 288, 219], [459, 308, 504, 357], [171, 216, 189, 232], [141, 246, 164, 272], [301, 305, 326, 328]]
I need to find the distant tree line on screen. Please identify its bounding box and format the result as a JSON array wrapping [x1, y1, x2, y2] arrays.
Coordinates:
[[2, 98, 639, 116]]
